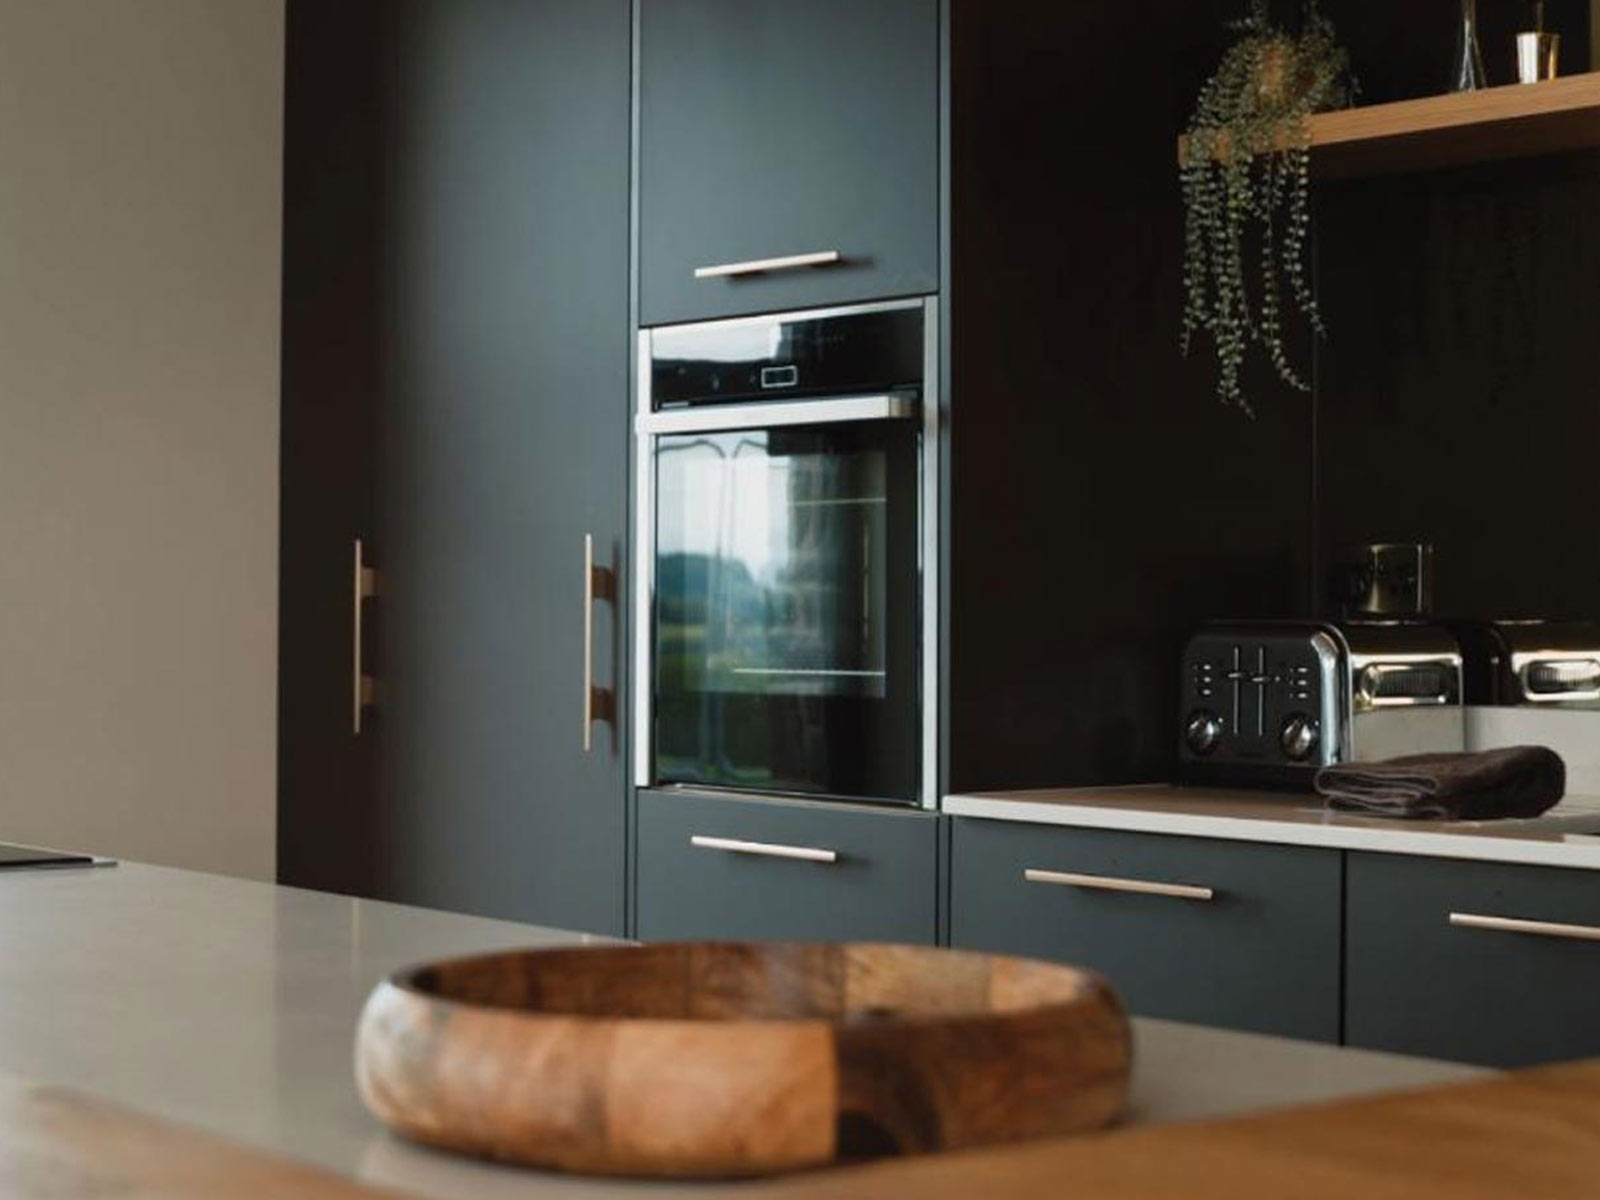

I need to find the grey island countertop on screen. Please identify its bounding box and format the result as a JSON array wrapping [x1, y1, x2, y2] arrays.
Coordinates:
[[0, 859, 1487, 1199]]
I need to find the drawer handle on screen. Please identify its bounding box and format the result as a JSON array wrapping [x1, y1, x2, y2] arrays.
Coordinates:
[[693, 250, 843, 280], [1023, 868, 1215, 902], [690, 835, 838, 864], [1449, 911, 1600, 943]]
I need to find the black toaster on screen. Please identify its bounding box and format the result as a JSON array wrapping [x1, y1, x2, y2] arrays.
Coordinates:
[[1178, 620, 1466, 788]]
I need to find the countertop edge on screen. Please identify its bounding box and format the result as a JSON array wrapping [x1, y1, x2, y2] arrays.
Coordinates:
[[943, 793, 1600, 870]]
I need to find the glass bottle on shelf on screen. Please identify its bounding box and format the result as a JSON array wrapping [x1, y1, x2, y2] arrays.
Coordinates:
[[1450, 0, 1488, 91]]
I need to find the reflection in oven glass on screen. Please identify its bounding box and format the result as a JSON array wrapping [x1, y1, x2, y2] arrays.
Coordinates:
[[653, 424, 917, 800]]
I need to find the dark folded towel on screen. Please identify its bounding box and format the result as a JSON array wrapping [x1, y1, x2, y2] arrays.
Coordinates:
[[1314, 746, 1566, 821]]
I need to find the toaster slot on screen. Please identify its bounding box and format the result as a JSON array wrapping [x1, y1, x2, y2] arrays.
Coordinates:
[[1354, 661, 1459, 710], [1520, 659, 1600, 702], [1229, 645, 1243, 738], [1253, 646, 1268, 738]]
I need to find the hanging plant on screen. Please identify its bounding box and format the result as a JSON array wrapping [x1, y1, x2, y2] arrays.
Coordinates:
[[1180, 0, 1354, 414]]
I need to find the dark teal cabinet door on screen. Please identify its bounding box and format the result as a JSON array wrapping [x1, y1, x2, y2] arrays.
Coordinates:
[[1347, 852, 1600, 1066], [638, 0, 939, 325], [637, 790, 938, 943], [280, 0, 631, 934], [950, 818, 1343, 1042], [374, 0, 631, 933]]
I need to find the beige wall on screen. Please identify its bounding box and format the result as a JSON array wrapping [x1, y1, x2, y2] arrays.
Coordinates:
[[0, 0, 283, 878]]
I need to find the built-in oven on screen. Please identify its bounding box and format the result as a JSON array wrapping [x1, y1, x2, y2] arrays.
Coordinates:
[[634, 297, 938, 807]]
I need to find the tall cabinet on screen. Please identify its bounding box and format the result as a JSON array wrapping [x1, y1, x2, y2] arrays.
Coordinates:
[[628, 0, 944, 942], [279, 0, 631, 934]]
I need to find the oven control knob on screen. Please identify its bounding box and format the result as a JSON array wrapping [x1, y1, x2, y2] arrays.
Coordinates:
[[1185, 710, 1223, 756], [1279, 713, 1320, 762]]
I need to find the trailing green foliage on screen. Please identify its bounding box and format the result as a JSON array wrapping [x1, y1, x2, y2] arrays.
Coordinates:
[[1180, 0, 1353, 415]]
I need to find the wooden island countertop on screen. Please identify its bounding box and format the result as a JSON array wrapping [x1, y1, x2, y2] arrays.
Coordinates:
[[6, 1060, 1600, 1199], [755, 1059, 1600, 1200]]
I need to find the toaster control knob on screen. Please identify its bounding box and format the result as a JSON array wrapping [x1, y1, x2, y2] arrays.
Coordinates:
[[1279, 714, 1320, 762], [1185, 710, 1223, 756]]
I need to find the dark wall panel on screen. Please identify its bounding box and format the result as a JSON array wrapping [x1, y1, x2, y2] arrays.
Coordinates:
[[947, 0, 1314, 792], [1314, 1, 1600, 624], [1317, 154, 1600, 623], [949, 0, 1600, 793], [1328, 0, 1591, 102]]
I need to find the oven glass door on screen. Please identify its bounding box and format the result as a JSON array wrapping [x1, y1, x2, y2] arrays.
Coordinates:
[[652, 419, 920, 803]]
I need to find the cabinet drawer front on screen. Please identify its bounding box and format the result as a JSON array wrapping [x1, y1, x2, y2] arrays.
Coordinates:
[[636, 790, 937, 943], [638, 0, 939, 324], [1347, 853, 1600, 1066], [950, 819, 1341, 1042]]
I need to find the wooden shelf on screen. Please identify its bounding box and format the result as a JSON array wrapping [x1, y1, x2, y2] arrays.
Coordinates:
[[1179, 71, 1600, 181]]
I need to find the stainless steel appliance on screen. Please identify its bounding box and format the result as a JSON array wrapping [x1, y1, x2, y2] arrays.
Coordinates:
[[1328, 543, 1435, 618], [1178, 620, 1465, 788], [634, 298, 938, 807], [1448, 620, 1600, 707]]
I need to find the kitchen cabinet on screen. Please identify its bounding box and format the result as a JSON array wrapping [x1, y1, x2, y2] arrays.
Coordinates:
[[636, 790, 939, 943], [1346, 852, 1600, 1066], [278, 0, 386, 901], [636, 0, 940, 325], [279, 0, 631, 933], [949, 818, 1343, 1041]]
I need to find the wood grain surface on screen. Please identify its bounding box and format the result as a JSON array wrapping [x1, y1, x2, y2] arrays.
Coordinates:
[[1179, 70, 1600, 180], [749, 1057, 1600, 1200], [354, 942, 1131, 1177], [6, 1060, 1600, 1198], [0, 1075, 401, 1200]]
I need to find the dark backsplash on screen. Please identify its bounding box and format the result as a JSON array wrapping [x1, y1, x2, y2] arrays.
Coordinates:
[[1334, 0, 1592, 102], [1317, 153, 1600, 623], [947, 0, 1600, 792], [1316, 1, 1600, 626], [948, 0, 1313, 792]]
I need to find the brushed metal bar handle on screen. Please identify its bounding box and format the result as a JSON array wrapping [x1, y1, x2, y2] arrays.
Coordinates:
[[1024, 868, 1215, 902], [583, 534, 616, 753], [694, 250, 842, 280], [1449, 911, 1600, 943], [690, 835, 838, 864], [635, 393, 916, 437], [352, 538, 378, 736]]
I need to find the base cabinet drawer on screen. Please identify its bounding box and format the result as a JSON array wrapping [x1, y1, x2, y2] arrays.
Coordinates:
[[636, 790, 938, 943], [950, 818, 1341, 1042], [1346, 853, 1600, 1066]]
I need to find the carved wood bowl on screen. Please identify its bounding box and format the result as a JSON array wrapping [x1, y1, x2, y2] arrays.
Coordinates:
[[355, 941, 1131, 1178]]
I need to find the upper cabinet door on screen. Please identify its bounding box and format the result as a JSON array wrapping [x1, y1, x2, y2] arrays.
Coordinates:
[[638, 0, 940, 325]]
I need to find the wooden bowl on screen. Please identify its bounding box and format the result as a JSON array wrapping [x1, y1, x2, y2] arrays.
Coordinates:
[[355, 941, 1130, 1178]]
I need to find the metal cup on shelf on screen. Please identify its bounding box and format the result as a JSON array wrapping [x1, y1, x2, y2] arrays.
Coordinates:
[[1516, 31, 1560, 83]]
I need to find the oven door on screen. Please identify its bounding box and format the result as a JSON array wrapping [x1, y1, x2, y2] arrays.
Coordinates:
[[641, 403, 922, 804]]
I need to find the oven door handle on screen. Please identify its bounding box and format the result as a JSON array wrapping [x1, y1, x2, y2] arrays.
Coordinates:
[[634, 393, 917, 436]]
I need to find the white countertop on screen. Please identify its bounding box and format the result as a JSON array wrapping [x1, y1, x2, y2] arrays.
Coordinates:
[[945, 785, 1600, 869], [0, 859, 1487, 1199]]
